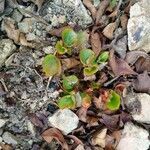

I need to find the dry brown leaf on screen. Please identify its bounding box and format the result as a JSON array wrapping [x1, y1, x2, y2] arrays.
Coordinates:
[[91, 128, 107, 148], [120, 14, 128, 30], [135, 56, 150, 73], [61, 58, 80, 70], [109, 50, 136, 76], [102, 22, 116, 39], [100, 114, 119, 131], [0, 143, 13, 150], [133, 71, 150, 94], [68, 135, 83, 145], [90, 29, 102, 56], [93, 96, 104, 109], [125, 51, 148, 65], [108, 9, 118, 18], [3, 18, 20, 43], [86, 115, 99, 127], [96, 0, 110, 25], [83, 0, 97, 19], [41, 128, 69, 150], [28, 113, 44, 128], [77, 107, 87, 122], [20, 33, 34, 47]]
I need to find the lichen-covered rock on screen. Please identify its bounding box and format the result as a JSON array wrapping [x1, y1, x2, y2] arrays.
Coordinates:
[[128, 0, 150, 53], [125, 93, 150, 124], [48, 109, 79, 135], [39, 0, 93, 28], [0, 39, 16, 67], [117, 122, 150, 150]]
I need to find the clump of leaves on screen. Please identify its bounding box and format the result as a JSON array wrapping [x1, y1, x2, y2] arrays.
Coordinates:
[[80, 50, 109, 76], [56, 28, 87, 55], [42, 54, 61, 76], [106, 90, 121, 111]]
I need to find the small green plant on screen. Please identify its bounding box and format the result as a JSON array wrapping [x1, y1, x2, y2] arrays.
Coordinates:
[[80, 50, 109, 76], [106, 90, 121, 111], [42, 54, 61, 76], [42, 27, 119, 112]]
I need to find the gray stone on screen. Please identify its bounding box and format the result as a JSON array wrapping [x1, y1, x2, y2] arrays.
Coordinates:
[[117, 122, 150, 150], [125, 93, 150, 124], [0, 119, 7, 128], [18, 18, 36, 33], [48, 109, 79, 135], [39, 0, 93, 28], [11, 9, 23, 22], [128, 0, 150, 53], [0, 39, 16, 67], [132, 93, 150, 123], [2, 132, 18, 145]]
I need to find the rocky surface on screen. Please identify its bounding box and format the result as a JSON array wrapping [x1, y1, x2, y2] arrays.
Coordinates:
[[48, 109, 79, 135], [2, 132, 18, 145], [128, 0, 150, 53], [117, 122, 150, 150], [39, 0, 93, 28], [125, 93, 150, 124], [0, 119, 7, 128], [0, 39, 16, 67]]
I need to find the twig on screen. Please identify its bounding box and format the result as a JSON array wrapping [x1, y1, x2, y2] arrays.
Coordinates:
[[104, 76, 120, 87], [46, 76, 53, 90], [0, 79, 8, 92]]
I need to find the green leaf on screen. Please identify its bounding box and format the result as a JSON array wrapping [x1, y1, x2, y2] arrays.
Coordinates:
[[106, 90, 121, 111], [90, 82, 100, 90], [79, 49, 96, 66], [83, 65, 99, 76], [62, 75, 78, 92], [57, 95, 76, 109], [76, 31, 87, 49], [55, 40, 68, 54], [110, 0, 117, 8], [97, 51, 109, 63], [42, 54, 61, 77], [62, 28, 77, 47], [80, 92, 91, 108]]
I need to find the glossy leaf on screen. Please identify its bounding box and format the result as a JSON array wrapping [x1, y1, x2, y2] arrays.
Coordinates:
[[57, 95, 76, 109], [42, 54, 61, 76], [106, 90, 121, 111], [83, 65, 99, 76], [62, 75, 78, 92], [80, 49, 96, 66], [80, 92, 91, 108], [62, 28, 77, 47], [97, 51, 109, 63], [55, 40, 68, 54]]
